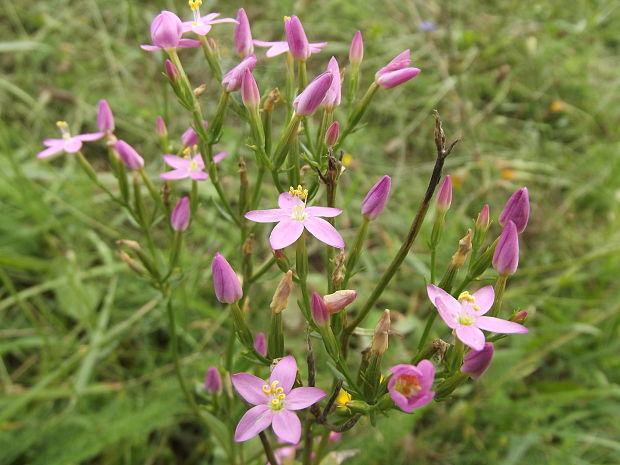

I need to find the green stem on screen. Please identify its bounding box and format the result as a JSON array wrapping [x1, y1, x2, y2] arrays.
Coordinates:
[[490, 274, 508, 317], [259, 432, 278, 465], [343, 217, 370, 287], [198, 35, 223, 81], [336, 83, 379, 150], [296, 233, 311, 322]]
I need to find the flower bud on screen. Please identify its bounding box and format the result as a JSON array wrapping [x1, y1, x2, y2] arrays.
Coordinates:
[[322, 57, 341, 111], [270, 270, 293, 314], [492, 221, 519, 275], [499, 187, 530, 233], [451, 229, 472, 268], [323, 289, 357, 314], [234, 8, 253, 57], [165, 59, 179, 82], [461, 343, 494, 379], [254, 332, 267, 357], [361, 175, 391, 220], [212, 253, 243, 304], [436, 175, 452, 211], [476, 204, 490, 229], [222, 54, 257, 92], [155, 116, 168, 137], [284, 15, 310, 61], [324, 121, 339, 148], [170, 196, 190, 231], [511, 310, 529, 324], [293, 72, 333, 116], [376, 67, 421, 89], [241, 69, 260, 109], [349, 30, 364, 66], [310, 292, 329, 327], [376, 50, 411, 77], [97, 99, 114, 132], [181, 121, 209, 147], [205, 366, 222, 393], [371, 309, 390, 355], [264, 88, 281, 112], [150, 11, 183, 49], [115, 140, 144, 170], [273, 250, 291, 273]]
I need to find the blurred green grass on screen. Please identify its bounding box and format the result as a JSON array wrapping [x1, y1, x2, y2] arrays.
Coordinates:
[[1, 0, 620, 463]]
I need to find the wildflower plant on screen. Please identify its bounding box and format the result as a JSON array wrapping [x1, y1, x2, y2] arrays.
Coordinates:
[[36, 4, 533, 464]]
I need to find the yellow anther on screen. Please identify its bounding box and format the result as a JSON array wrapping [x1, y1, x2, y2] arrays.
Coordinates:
[[283, 16, 291, 21], [275, 387, 284, 394], [271, 398, 279, 406], [56, 121, 68, 128], [188, 0, 202, 10], [458, 291, 476, 303], [182, 146, 192, 157], [288, 185, 308, 200], [262, 384, 271, 394], [270, 380, 279, 392], [278, 394, 286, 400], [473, 304, 480, 311]]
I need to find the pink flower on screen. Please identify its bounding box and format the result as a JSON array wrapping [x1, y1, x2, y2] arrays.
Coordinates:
[[361, 175, 391, 220], [322, 57, 341, 111], [427, 284, 528, 351], [245, 192, 344, 250], [97, 99, 114, 132], [388, 360, 435, 413], [476, 204, 490, 229], [205, 366, 222, 393], [253, 40, 326, 58], [293, 71, 334, 116], [241, 69, 261, 109], [222, 55, 257, 92], [311, 292, 329, 327], [182, 2, 237, 37], [212, 253, 243, 304], [170, 197, 190, 231], [324, 121, 339, 147], [349, 31, 364, 65], [115, 140, 144, 170], [284, 15, 310, 61], [375, 49, 421, 89], [375, 50, 412, 78], [461, 342, 494, 379], [493, 220, 519, 275], [323, 290, 357, 314], [234, 8, 254, 57], [141, 10, 200, 51], [254, 332, 267, 357], [499, 187, 530, 233], [232, 355, 326, 444], [37, 121, 104, 159], [181, 121, 209, 147], [160, 151, 227, 181], [436, 175, 452, 211]]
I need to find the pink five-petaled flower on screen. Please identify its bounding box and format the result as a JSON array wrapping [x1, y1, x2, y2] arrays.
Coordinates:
[[181, 1, 236, 36], [160, 151, 227, 181], [245, 191, 344, 250], [388, 360, 435, 413], [426, 284, 528, 351], [232, 355, 326, 444], [253, 40, 327, 59], [141, 10, 200, 51], [37, 121, 104, 159]]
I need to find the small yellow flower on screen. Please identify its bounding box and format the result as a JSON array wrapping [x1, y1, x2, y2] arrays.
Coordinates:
[[335, 388, 352, 409], [550, 100, 564, 113], [501, 169, 516, 180], [342, 153, 353, 167]]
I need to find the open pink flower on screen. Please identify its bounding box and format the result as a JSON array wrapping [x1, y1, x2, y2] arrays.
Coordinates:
[[388, 360, 435, 413], [253, 40, 327, 58], [141, 10, 200, 51], [182, 1, 236, 36], [245, 192, 344, 250], [427, 285, 528, 351], [232, 355, 326, 444], [160, 151, 227, 181], [37, 121, 103, 158]]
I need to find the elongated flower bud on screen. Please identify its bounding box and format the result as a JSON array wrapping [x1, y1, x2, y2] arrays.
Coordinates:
[[150, 11, 183, 49], [310, 292, 329, 327], [376, 50, 411, 78], [205, 366, 222, 393], [270, 270, 293, 314], [476, 204, 490, 229], [361, 175, 391, 220], [97, 99, 115, 132], [170, 196, 190, 231], [371, 309, 390, 355], [511, 310, 529, 324], [324, 121, 339, 148], [493, 221, 519, 275], [499, 187, 529, 233], [436, 175, 452, 211], [284, 15, 310, 61], [212, 253, 243, 303], [165, 59, 179, 82], [241, 69, 260, 109], [322, 57, 341, 111], [234, 8, 253, 57], [181, 121, 209, 147], [293, 71, 333, 116], [155, 116, 168, 137], [349, 30, 364, 66], [323, 290, 357, 314], [461, 343, 494, 379], [115, 140, 144, 170], [254, 332, 267, 357], [376, 67, 421, 89], [222, 54, 257, 92]]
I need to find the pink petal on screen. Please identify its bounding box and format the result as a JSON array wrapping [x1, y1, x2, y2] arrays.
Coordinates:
[[163, 155, 190, 169], [309, 41, 328, 48], [209, 18, 238, 24], [389, 388, 412, 412], [269, 355, 297, 393], [213, 151, 228, 163], [200, 13, 220, 21], [278, 192, 301, 210], [455, 325, 486, 351], [253, 40, 278, 47], [472, 286, 494, 314], [427, 285, 460, 314], [434, 297, 458, 329], [36, 145, 64, 158], [43, 138, 62, 147], [234, 405, 274, 442], [476, 316, 529, 334], [304, 206, 342, 218], [160, 169, 189, 180], [63, 138, 83, 153], [190, 23, 212, 35], [285, 387, 326, 410], [271, 410, 301, 444], [189, 171, 209, 181], [416, 360, 435, 391], [76, 132, 105, 142], [245, 209, 289, 223], [140, 44, 161, 51], [191, 154, 205, 169], [178, 38, 201, 48], [303, 217, 344, 249], [408, 391, 435, 409], [231, 373, 269, 405], [270, 219, 304, 250], [266, 43, 289, 57]]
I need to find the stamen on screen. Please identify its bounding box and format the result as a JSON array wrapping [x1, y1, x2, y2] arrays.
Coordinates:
[[458, 291, 476, 303], [262, 384, 270, 394], [188, 0, 202, 24], [56, 121, 70, 138]]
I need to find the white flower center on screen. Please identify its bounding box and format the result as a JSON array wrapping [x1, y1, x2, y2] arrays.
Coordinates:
[[291, 204, 307, 221], [263, 380, 286, 411], [458, 314, 475, 326]]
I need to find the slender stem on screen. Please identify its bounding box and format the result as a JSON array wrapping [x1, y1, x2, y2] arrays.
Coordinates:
[[259, 432, 278, 465], [198, 35, 222, 81], [343, 217, 370, 288], [336, 83, 379, 150], [296, 233, 311, 322], [298, 59, 308, 91], [490, 274, 508, 317], [249, 256, 276, 283], [311, 431, 331, 465], [430, 248, 437, 283], [302, 414, 314, 465]]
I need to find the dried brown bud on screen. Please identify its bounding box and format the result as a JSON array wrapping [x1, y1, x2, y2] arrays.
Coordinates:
[[116, 251, 144, 275], [270, 270, 293, 314], [370, 310, 391, 355], [451, 229, 472, 268], [115, 239, 142, 252], [263, 88, 281, 112], [193, 84, 207, 97], [243, 234, 254, 256], [323, 290, 357, 314], [432, 338, 450, 361], [331, 251, 346, 287]]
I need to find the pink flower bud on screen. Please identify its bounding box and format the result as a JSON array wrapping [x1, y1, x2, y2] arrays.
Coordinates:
[[241, 69, 260, 109], [436, 175, 452, 211], [293, 71, 333, 116], [324, 121, 339, 148], [493, 221, 519, 275], [461, 342, 494, 379], [511, 310, 528, 325], [349, 30, 364, 65], [310, 292, 329, 327], [150, 11, 184, 49], [212, 253, 243, 304], [234, 8, 253, 57], [361, 175, 391, 220], [375, 50, 411, 78], [222, 54, 257, 92], [323, 289, 357, 314], [205, 366, 222, 393], [155, 116, 167, 137], [181, 121, 209, 147], [376, 67, 421, 89], [170, 196, 190, 231], [115, 140, 144, 170], [284, 15, 310, 61], [476, 204, 490, 229], [322, 57, 341, 111], [165, 59, 179, 82], [97, 99, 114, 132], [499, 187, 529, 233], [254, 332, 267, 357]]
